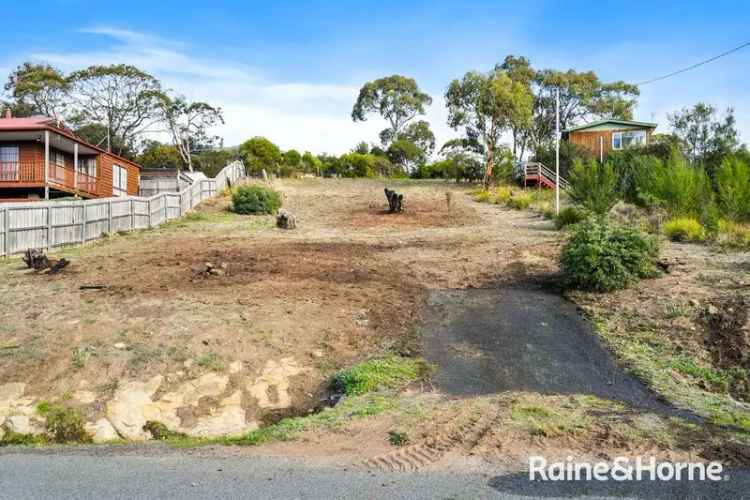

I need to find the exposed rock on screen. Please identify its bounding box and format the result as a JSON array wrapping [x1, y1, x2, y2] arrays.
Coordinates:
[[106, 376, 167, 441], [229, 361, 243, 374], [276, 209, 296, 230], [190, 391, 258, 437], [2, 415, 43, 435], [74, 391, 97, 405], [85, 418, 120, 443], [162, 373, 229, 407], [0, 383, 36, 421], [113, 342, 127, 350], [247, 357, 305, 409]]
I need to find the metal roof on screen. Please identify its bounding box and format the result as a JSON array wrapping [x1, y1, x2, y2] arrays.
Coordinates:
[[0, 115, 142, 169], [563, 119, 658, 133]]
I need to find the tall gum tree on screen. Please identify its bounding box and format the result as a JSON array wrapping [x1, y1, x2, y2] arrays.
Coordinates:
[[351, 75, 432, 147], [446, 68, 533, 186]]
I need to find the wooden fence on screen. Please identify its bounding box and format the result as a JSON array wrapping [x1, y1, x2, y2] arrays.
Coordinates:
[[0, 161, 245, 257]]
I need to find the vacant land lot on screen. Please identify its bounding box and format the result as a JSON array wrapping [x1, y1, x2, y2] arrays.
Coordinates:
[[1, 178, 749, 470]]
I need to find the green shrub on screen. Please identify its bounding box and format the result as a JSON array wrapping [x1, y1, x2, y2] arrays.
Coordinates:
[[231, 185, 282, 214], [332, 356, 429, 396], [143, 421, 188, 440], [507, 192, 533, 210], [493, 186, 513, 205], [567, 159, 620, 215], [560, 218, 660, 292], [473, 190, 491, 203], [715, 155, 750, 222], [634, 155, 712, 216], [664, 217, 705, 242], [555, 206, 588, 229], [41, 404, 92, 444], [718, 220, 750, 249]]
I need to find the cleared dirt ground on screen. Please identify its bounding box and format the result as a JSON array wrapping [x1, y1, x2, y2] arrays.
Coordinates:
[[1, 178, 749, 470]]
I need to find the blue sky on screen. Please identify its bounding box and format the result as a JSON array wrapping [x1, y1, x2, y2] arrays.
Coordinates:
[[1, 0, 748, 153]]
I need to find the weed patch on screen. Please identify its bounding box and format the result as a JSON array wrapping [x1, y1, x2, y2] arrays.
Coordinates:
[[332, 356, 430, 396]]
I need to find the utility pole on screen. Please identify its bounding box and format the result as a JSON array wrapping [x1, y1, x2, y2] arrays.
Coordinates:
[[555, 88, 560, 216]]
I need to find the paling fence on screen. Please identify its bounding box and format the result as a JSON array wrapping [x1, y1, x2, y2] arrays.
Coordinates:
[[0, 161, 245, 257]]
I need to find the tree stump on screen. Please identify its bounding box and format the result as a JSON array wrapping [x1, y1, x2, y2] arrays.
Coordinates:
[[384, 188, 404, 213], [23, 249, 50, 271], [276, 209, 296, 229]]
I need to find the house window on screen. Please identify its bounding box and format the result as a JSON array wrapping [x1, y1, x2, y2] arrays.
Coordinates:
[[52, 150, 66, 167], [112, 165, 128, 196], [0, 145, 19, 181], [76, 158, 97, 178], [612, 130, 646, 150]]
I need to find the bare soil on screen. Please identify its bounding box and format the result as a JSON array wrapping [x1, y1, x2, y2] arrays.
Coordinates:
[[1, 178, 749, 469]]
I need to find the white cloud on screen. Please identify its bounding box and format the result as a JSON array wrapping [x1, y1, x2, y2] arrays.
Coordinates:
[[20, 26, 458, 154]]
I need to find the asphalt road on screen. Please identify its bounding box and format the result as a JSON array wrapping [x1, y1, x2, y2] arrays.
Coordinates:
[[2, 451, 750, 499]]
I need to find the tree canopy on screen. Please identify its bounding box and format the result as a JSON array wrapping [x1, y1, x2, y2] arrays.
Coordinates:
[[239, 137, 283, 175], [4, 62, 69, 118], [351, 75, 432, 146], [446, 67, 533, 184], [67, 64, 164, 157], [158, 94, 224, 171]]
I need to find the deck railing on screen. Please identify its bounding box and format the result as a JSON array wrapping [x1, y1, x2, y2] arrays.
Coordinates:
[[0, 161, 43, 183], [0, 160, 98, 195]]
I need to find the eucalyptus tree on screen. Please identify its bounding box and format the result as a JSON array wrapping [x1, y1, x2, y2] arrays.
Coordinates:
[[351, 75, 432, 146], [158, 95, 224, 171], [3, 62, 69, 118], [446, 68, 533, 185], [67, 64, 164, 156]]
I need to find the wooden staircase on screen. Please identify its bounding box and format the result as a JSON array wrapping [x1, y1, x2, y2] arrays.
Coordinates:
[[523, 162, 569, 190]]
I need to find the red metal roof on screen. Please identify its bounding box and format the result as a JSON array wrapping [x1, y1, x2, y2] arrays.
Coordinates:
[[0, 115, 142, 169], [0, 116, 56, 130]]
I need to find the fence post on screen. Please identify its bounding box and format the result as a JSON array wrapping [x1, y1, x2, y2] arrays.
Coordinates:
[[108, 200, 113, 235], [3, 208, 8, 257], [46, 204, 52, 250], [163, 194, 167, 221], [81, 200, 87, 243], [148, 199, 152, 228], [130, 198, 135, 231]]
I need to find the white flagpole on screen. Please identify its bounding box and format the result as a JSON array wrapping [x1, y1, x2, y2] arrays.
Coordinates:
[[555, 88, 560, 215]]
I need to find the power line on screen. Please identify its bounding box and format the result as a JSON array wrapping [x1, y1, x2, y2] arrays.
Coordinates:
[[635, 40, 750, 86]]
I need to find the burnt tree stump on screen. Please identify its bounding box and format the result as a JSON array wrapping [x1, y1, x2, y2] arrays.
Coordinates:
[[23, 249, 50, 271], [384, 188, 404, 213]]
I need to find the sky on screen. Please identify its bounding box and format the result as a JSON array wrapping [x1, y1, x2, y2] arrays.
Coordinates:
[[0, 0, 748, 155]]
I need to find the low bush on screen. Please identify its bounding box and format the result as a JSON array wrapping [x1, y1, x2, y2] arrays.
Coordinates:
[[231, 185, 282, 214], [332, 356, 430, 396], [39, 404, 92, 444], [664, 217, 705, 242], [473, 190, 491, 203], [718, 220, 750, 249], [493, 186, 513, 205], [507, 192, 533, 210], [567, 159, 620, 215], [555, 206, 588, 229], [560, 218, 660, 292]]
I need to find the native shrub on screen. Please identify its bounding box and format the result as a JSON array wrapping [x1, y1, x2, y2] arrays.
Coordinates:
[[715, 156, 750, 222], [635, 155, 712, 216], [664, 217, 705, 242], [567, 159, 620, 215], [231, 185, 282, 214], [560, 218, 660, 292], [555, 206, 589, 229]]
